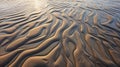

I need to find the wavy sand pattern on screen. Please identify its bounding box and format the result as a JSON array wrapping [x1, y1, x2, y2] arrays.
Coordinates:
[[0, 0, 120, 67]]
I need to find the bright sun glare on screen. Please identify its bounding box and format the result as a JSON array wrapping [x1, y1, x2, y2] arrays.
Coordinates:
[[34, 0, 48, 10]]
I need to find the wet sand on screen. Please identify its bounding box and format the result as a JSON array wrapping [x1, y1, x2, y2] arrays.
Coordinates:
[[0, 0, 120, 67]]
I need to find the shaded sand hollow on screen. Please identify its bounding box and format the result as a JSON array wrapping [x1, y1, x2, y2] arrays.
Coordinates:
[[0, 0, 120, 67]]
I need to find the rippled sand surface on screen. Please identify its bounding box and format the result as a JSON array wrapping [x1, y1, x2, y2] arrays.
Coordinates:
[[0, 0, 120, 67]]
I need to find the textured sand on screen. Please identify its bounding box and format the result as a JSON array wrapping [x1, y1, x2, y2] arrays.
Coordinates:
[[0, 0, 120, 67]]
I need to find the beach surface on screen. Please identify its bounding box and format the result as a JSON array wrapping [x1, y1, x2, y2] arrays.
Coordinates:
[[0, 0, 120, 67]]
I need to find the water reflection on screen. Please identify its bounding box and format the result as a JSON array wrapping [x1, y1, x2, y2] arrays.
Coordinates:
[[0, 0, 48, 17]]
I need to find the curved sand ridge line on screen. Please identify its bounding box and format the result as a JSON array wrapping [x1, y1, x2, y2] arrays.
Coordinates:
[[0, 0, 120, 67]]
